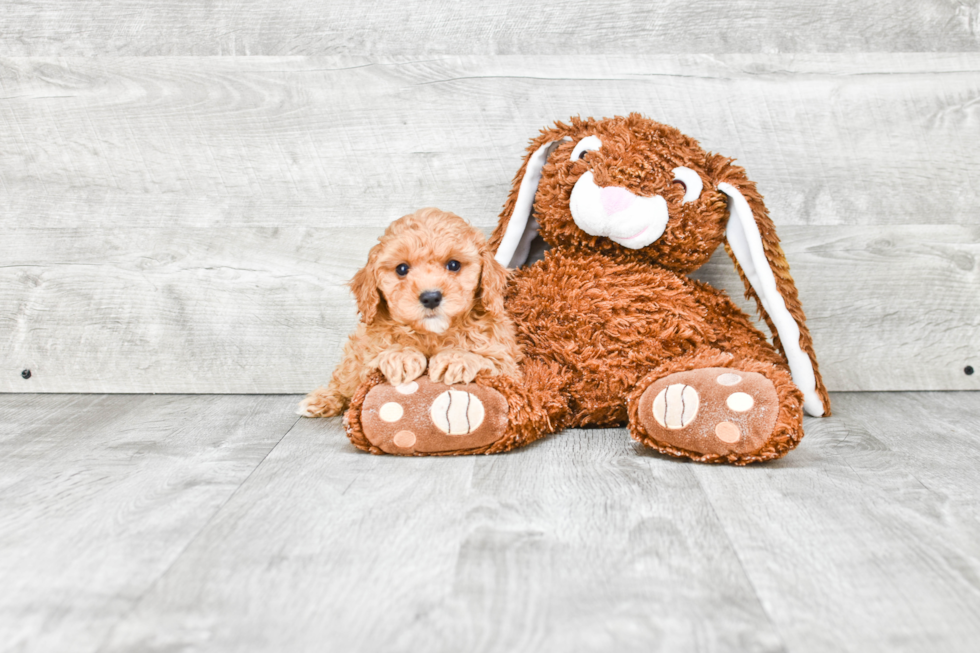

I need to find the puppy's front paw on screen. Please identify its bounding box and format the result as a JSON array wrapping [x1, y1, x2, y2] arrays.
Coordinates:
[[429, 350, 496, 385], [377, 349, 427, 386], [298, 387, 345, 417]]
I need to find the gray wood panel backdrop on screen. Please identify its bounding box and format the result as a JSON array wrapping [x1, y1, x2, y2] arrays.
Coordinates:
[[1, 2, 978, 393]]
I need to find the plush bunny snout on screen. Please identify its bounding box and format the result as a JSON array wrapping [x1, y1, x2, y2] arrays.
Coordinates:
[[568, 171, 669, 249]]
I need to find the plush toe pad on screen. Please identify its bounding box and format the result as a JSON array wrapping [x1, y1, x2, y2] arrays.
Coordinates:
[[638, 367, 779, 456], [361, 377, 509, 454]]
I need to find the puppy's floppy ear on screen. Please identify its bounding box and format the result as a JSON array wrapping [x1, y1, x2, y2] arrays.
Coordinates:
[[348, 245, 383, 324], [714, 160, 831, 417], [478, 246, 509, 317], [490, 130, 570, 269]]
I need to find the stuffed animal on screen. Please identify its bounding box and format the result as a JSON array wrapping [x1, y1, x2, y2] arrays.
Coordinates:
[[344, 113, 830, 464]]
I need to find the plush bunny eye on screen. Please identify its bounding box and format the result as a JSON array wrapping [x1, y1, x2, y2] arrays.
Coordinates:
[[571, 136, 603, 161], [671, 167, 703, 203], [395, 263, 409, 277]]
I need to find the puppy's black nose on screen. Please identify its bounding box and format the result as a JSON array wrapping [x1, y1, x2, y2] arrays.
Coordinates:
[[419, 290, 442, 309]]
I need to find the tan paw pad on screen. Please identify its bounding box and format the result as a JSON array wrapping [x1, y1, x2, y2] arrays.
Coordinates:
[[360, 376, 508, 455], [637, 367, 779, 457], [716, 373, 743, 386], [726, 392, 754, 412], [395, 382, 419, 395], [393, 430, 417, 448], [430, 390, 485, 435], [715, 422, 741, 443], [378, 402, 404, 422], [651, 384, 699, 429]]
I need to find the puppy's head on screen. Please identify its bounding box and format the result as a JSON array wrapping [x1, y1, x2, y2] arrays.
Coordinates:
[[350, 207, 507, 334]]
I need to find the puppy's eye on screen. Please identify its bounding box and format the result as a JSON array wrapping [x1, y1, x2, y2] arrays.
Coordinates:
[[570, 135, 602, 161], [395, 263, 409, 277], [446, 260, 461, 272]]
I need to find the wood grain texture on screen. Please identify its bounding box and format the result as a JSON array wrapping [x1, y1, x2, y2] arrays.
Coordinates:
[[1, 1, 978, 56], [5, 392, 979, 652], [3, 55, 979, 230], [0, 394, 298, 653], [1, 54, 978, 393], [100, 411, 785, 653], [2, 224, 977, 393], [694, 225, 980, 393], [691, 391, 980, 652]]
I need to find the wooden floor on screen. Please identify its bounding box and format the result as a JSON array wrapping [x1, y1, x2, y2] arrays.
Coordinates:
[[1, 393, 978, 652]]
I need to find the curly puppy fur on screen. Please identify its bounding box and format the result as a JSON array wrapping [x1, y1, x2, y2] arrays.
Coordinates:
[[337, 114, 828, 464], [299, 207, 519, 417]]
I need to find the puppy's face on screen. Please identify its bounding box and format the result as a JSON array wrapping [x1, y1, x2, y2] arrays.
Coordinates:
[[372, 211, 484, 334]]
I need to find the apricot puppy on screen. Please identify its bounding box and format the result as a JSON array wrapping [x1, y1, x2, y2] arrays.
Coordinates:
[[299, 207, 519, 418]]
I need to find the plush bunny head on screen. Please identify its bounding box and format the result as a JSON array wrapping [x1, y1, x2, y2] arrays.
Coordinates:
[[490, 114, 829, 417], [492, 114, 727, 273]]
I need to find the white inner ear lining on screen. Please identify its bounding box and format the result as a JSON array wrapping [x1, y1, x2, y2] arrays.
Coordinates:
[[493, 144, 824, 416], [495, 138, 570, 269], [718, 182, 824, 417]]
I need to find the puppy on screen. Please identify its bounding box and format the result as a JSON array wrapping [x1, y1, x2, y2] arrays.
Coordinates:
[[299, 207, 520, 418]]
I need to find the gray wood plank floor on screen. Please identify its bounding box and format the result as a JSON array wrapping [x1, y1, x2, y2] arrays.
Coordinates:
[[3, 392, 979, 653]]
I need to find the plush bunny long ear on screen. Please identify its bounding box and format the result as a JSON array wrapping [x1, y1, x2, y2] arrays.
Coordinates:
[[492, 137, 569, 269], [718, 180, 831, 417]]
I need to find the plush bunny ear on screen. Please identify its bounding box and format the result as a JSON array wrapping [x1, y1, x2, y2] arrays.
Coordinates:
[[492, 137, 569, 268], [718, 181, 830, 417]]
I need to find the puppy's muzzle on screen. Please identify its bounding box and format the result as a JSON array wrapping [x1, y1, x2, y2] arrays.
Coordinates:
[[419, 290, 443, 309]]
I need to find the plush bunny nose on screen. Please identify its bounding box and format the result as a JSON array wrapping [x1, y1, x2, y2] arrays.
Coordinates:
[[419, 290, 442, 309], [600, 186, 636, 215]]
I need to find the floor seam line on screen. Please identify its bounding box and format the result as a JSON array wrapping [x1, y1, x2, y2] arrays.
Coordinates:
[[91, 411, 302, 653], [690, 466, 792, 653]]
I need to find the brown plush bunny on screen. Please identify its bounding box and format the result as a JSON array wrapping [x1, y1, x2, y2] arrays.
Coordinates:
[[343, 113, 830, 464]]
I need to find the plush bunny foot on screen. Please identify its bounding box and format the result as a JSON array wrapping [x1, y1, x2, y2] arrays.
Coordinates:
[[633, 367, 784, 462], [352, 376, 510, 455]]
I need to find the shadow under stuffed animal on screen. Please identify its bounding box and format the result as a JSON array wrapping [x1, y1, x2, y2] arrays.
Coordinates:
[[346, 113, 830, 464]]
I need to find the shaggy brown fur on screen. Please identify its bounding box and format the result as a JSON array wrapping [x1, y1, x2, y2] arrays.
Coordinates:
[[490, 115, 829, 411], [299, 207, 519, 418], [341, 114, 829, 464]]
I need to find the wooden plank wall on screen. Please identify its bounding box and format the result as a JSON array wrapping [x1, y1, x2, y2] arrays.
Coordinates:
[[3, 1, 979, 54], [1, 5, 978, 393]]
